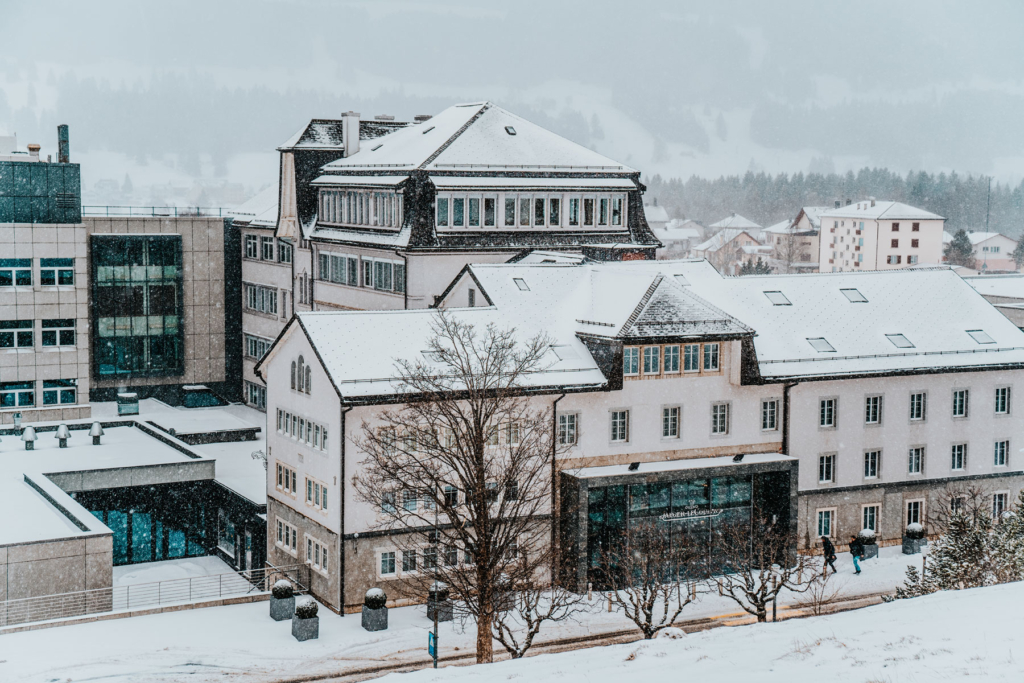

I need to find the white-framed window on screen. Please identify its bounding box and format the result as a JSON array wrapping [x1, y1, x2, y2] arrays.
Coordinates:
[[244, 334, 273, 360], [275, 518, 298, 556], [278, 240, 293, 264], [820, 398, 837, 428], [643, 346, 660, 375], [276, 463, 298, 496], [402, 549, 418, 573], [761, 398, 779, 431], [245, 381, 266, 410], [244, 234, 258, 259], [41, 318, 75, 347], [995, 387, 1011, 415], [321, 188, 401, 229], [909, 392, 926, 421], [245, 283, 278, 315], [862, 504, 879, 533], [39, 258, 74, 286], [260, 236, 275, 261], [906, 499, 924, 526], [818, 453, 836, 483], [951, 443, 967, 471], [817, 508, 835, 538], [711, 402, 730, 435], [683, 344, 700, 372], [864, 395, 882, 424], [568, 197, 580, 226], [952, 389, 969, 418], [610, 409, 630, 442], [623, 347, 639, 375], [558, 413, 578, 445], [703, 343, 720, 371], [306, 534, 329, 575], [402, 489, 418, 512], [41, 379, 76, 405], [305, 477, 329, 512], [994, 440, 1009, 467], [381, 491, 397, 514], [664, 345, 680, 373], [662, 406, 680, 439], [864, 450, 880, 479], [0, 258, 32, 286], [318, 251, 360, 287], [0, 320, 33, 348], [993, 492, 1009, 519], [379, 550, 397, 577], [2, 381, 36, 408], [908, 446, 924, 475]]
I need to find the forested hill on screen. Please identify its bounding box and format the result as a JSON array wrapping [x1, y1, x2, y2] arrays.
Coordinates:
[[645, 169, 1024, 236]]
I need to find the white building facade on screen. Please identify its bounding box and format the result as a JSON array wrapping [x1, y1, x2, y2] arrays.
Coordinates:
[[818, 200, 945, 272]]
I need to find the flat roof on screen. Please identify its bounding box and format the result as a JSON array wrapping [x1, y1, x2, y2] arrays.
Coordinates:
[[572, 452, 796, 479]]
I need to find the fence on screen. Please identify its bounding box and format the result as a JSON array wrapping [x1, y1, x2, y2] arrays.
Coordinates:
[[82, 206, 232, 218], [0, 563, 309, 629]]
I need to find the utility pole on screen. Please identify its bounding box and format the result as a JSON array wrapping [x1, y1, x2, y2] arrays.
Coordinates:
[[986, 176, 992, 231]]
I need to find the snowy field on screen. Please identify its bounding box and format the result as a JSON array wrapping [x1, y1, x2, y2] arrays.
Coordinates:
[[0, 546, 937, 683]]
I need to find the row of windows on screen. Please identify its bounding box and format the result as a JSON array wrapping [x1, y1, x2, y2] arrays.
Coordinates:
[[830, 220, 922, 232], [276, 518, 298, 554], [245, 283, 279, 315], [818, 388, 1009, 428], [379, 539, 519, 578], [276, 463, 298, 495], [276, 409, 329, 452], [317, 251, 406, 294], [817, 440, 1011, 484], [244, 334, 273, 361], [244, 381, 266, 410], [243, 235, 293, 263], [435, 193, 626, 230], [1, 319, 76, 349], [291, 355, 312, 394], [274, 518, 329, 577], [382, 481, 519, 514], [0, 258, 75, 287], [623, 343, 720, 376], [816, 492, 1008, 540], [0, 379, 77, 408], [306, 476, 328, 512], [319, 189, 402, 229]]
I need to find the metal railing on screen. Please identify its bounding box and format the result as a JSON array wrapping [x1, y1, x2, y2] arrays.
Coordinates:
[[82, 206, 232, 218], [0, 563, 309, 629]]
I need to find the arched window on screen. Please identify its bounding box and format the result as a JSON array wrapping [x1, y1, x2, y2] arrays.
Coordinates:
[[290, 361, 296, 390], [304, 366, 312, 394], [297, 356, 305, 392]]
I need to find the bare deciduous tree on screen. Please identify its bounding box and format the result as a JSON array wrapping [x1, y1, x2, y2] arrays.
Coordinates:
[[771, 229, 810, 273], [353, 311, 572, 664]]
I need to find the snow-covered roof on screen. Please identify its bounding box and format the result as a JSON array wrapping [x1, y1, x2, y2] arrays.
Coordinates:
[[692, 229, 759, 253], [573, 452, 797, 479], [967, 231, 1013, 245], [311, 175, 409, 187], [965, 274, 1024, 299], [429, 176, 637, 191], [820, 201, 944, 221], [709, 213, 761, 230], [228, 184, 279, 229], [319, 102, 634, 174], [278, 118, 407, 151], [943, 231, 954, 244], [795, 206, 830, 231], [643, 204, 670, 223], [309, 225, 412, 248]]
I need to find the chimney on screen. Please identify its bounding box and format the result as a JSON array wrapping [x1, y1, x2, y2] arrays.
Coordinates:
[[27, 144, 40, 161], [870, 196, 876, 207], [341, 111, 360, 158], [58, 124, 69, 163], [846, 198, 852, 205], [414, 114, 432, 123], [374, 114, 395, 121], [834, 200, 841, 209]]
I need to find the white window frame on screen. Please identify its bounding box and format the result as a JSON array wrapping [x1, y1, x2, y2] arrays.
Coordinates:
[[993, 492, 1009, 519], [994, 439, 1009, 467], [908, 446, 924, 475], [610, 409, 630, 443], [861, 504, 880, 533], [275, 518, 298, 556], [703, 343, 721, 372], [305, 533, 329, 576], [558, 413, 578, 445], [863, 450, 880, 480], [952, 389, 969, 418], [951, 443, 967, 471], [909, 392, 926, 422], [864, 395, 882, 425], [816, 508, 836, 538], [711, 402, 730, 436], [905, 499, 924, 527], [819, 397, 838, 429], [683, 344, 700, 373], [378, 550, 397, 577], [818, 453, 836, 484], [642, 346, 661, 375], [761, 398, 779, 431], [663, 344, 680, 373], [622, 347, 639, 376], [995, 386, 1011, 415], [662, 405, 680, 439]]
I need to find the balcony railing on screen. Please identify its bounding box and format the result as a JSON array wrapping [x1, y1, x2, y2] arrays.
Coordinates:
[[82, 206, 232, 218]]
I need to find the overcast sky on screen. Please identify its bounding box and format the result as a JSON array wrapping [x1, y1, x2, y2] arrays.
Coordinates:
[[3, 0, 1023, 200]]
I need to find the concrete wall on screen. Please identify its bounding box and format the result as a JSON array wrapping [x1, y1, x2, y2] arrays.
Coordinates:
[[0, 534, 112, 601]]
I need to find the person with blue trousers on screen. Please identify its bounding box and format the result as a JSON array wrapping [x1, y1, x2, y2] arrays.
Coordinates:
[[849, 535, 864, 574]]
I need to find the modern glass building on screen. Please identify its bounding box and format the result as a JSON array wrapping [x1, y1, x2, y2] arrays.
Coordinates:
[[91, 235, 184, 378], [0, 160, 81, 223], [560, 454, 798, 591]]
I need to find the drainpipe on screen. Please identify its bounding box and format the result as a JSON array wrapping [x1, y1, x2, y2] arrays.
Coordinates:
[[339, 405, 353, 614], [550, 393, 565, 585], [781, 382, 799, 455], [394, 249, 408, 309]]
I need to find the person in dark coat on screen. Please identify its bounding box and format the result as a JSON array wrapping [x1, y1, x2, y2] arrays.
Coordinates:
[[821, 535, 837, 573], [849, 535, 864, 574]]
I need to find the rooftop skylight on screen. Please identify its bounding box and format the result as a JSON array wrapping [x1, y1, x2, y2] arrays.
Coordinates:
[[886, 333, 915, 349], [967, 329, 995, 344], [807, 337, 836, 353], [513, 278, 530, 291], [505, 126, 517, 136], [550, 345, 579, 361], [764, 291, 791, 306], [840, 288, 868, 303]]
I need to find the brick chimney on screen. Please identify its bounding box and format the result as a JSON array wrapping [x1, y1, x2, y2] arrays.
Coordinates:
[[341, 111, 360, 158]]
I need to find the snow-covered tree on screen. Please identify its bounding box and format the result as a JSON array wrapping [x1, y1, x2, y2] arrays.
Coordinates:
[[991, 491, 1024, 583]]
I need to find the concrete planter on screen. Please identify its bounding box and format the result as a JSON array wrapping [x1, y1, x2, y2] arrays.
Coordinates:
[[361, 605, 388, 631], [427, 597, 453, 622], [270, 595, 295, 621], [862, 543, 879, 560], [292, 615, 319, 641], [902, 537, 927, 555]]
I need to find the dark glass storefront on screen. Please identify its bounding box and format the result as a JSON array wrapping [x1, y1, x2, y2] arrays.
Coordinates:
[[561, 460, 797, 591], [91, 235, 184, 377]]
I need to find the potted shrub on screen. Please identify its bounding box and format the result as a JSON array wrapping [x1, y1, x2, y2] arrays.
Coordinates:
[[362, 588, 388, 632], [427, 581, 453, 622], [292, 597, 319, 641], [857, 529, 879, 560], [903, 522, 927, 555], [270, 580, 295, 621]]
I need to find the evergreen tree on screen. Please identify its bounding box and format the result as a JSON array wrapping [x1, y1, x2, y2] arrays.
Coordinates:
[[991, 491, 1024, 583], [740, 258, 772, 275], [944, 229, 976, 268], [883, 564, 937, 602], [1013, 234, 1024, 269], [925, 510, 994, 589]]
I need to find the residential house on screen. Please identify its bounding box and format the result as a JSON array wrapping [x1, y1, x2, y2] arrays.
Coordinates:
[[691, 228, 767, 275], [654, 218, 704, 260], [818, 199, 945, 272], [967, 232, 1018, 272]]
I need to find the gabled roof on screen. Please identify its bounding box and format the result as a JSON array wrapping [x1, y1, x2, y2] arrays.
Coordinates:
[[709, 213, 761, 230], [693, 229, 759, 253], [795, 206, 830, 231], [763, 219, 795, 234], [319, 102, 634, 174], [228, 184, 278, 229], [820, 200, 944, 221], [967, 231, 1013, 245], [619, 275, 752, 339], [278, 118, 408, 151], [643, 204, 670, 223]]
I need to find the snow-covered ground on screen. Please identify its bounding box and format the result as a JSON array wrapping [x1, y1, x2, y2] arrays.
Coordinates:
[[113, 556, 238, 587], [0, 546, 931, 683]]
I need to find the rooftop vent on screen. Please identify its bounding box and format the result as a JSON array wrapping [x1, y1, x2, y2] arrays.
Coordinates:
[[374, 114, 395, 121], [869, 196, 876, 207], [371, 144, 383, 151], [763, 290, 791, 306], [846, 199, 852, 205], [505, 126, 517, 136], [834, 200, 841, 208], [422, 126, 435, 135], [967, 329, 995, 344], [840, 288, 868, 303], [886, 333, 915, 349], [627, 462, 640, 471], [807, 337, 836, 353], [414, 114, 432, 123], [513, 277, 530, 291], [27, 143, 40, 161]]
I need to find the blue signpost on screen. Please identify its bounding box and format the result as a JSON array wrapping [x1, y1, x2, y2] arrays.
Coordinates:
[[428, 631, 437, 662]]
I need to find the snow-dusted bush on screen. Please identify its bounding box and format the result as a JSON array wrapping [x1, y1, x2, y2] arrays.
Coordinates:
[[272, 580, 294, 599], [857, 528, 877, 544], [364, 587, 387, 610], [905, 523, 925, 539], [295, 597, 318, 619], [656, 627, 686, 640]]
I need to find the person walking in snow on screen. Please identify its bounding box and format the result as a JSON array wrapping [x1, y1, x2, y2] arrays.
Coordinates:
[[849, 535, 864, 575], [821, 535, 837, 573]]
